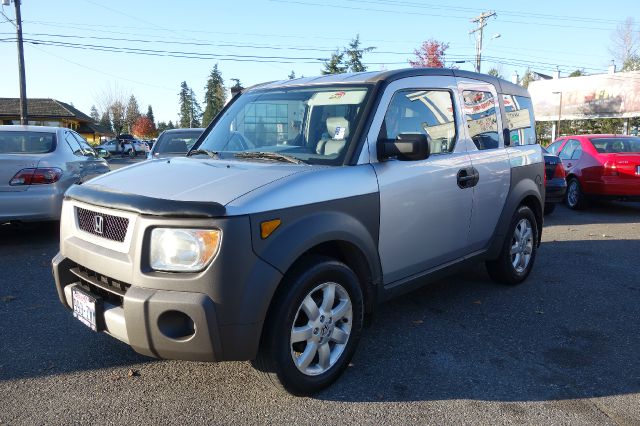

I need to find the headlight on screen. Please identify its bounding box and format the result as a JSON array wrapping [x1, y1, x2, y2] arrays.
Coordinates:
[[150, 228, 221, 272]]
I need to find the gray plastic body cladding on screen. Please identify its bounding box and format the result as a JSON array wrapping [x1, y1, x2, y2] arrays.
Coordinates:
[[486, 162, 545, 259], [124, 286, 221, 361], [249, 193, 382, 287], [57, 213, 283, 361]]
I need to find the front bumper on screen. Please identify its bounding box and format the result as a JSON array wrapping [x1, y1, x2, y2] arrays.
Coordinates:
[[52, 200, 283, 362]]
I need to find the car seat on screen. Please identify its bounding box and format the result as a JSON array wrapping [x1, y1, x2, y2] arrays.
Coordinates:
[[316, 117, 349, 155]]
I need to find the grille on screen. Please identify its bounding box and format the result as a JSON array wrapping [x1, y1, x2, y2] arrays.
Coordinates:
[[76, 207, 129, 242], [70, 263, 131, 306]]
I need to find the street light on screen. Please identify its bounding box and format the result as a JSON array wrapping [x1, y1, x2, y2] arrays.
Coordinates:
[[552, 91, 563, 139]]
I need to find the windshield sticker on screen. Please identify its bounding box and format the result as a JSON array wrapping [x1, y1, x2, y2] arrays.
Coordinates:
[[329, 91, 346, 99], [334, 127, 346, 139]]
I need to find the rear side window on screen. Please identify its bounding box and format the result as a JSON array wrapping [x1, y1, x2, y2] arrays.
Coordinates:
[[503, 95, 536, 146], [381, 90, 457, 154], [463, 90, 499, 150], [0, 131, 55, 154]]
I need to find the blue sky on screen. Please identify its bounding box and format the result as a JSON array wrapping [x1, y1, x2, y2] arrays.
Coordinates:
[[0, 0, 636, 123]]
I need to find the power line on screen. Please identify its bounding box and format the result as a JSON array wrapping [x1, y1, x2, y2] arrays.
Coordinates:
[[268, 0, 621, 32]]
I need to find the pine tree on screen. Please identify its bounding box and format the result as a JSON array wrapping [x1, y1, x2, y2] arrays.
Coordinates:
[[125, 95, 141, 132], [146, 105, 155, 125], [167, 120, 175, 130], [178, 81, 192, 128], [344, 34, 374, 72], [90, 105, 100, 123], [322, 50, 348, 75], [202, 64, 226, 127], [189, 88, 202, 128], [288, 70, 296, 79]]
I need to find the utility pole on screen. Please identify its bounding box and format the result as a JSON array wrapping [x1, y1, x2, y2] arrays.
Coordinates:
[[12, 0, 28, 124], [469, 11, 496, 74]]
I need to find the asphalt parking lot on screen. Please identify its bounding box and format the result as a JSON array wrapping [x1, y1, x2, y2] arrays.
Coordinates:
[[1, 201, 639, 425]]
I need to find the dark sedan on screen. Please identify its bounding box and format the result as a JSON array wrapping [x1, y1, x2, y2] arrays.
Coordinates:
[[543, 147, 567, 215]]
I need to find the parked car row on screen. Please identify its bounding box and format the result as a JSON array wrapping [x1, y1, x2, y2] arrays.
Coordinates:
[[545, 134, 640, 210], [0, 125, 110, 223], [96, 137, 149, 158]]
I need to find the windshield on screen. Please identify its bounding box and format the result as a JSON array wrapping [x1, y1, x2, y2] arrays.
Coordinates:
[[0, 131, 56, 154], [155, 130, 203, 154], [195, 86, 371, 165], [589, 137, 640, 153]]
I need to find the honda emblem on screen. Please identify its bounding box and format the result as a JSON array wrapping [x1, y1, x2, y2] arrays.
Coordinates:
[[94, 215, 104, 234]]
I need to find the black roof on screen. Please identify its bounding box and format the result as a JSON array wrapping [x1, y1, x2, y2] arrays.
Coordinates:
[[251, 68, 529, 97], [0, 98, 95, 121]]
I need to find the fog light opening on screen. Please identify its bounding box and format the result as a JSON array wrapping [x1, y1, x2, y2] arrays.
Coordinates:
[[157, 310, 195, 340]]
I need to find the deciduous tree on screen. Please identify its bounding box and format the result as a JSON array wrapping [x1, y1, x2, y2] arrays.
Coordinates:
[[109, 101, 126, 136], [609, 17, 639, 67], [409, 39, 449, 68], [132, 116, 156, 138]]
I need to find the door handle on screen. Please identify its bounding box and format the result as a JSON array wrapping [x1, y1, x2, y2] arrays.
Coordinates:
[[457, 167, 479, 189]]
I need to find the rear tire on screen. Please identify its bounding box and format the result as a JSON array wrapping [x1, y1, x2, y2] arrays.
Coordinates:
[[128, 148, 136, 158], [565, 178, 587, 210], [252, 255, 364, 395], [486, 205, 538, 285]]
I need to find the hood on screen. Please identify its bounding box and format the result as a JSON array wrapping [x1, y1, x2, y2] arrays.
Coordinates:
[[83, 157, 309, 206]]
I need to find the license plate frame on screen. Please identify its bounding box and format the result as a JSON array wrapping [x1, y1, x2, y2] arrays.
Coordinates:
[[72, 286, 102, 331]]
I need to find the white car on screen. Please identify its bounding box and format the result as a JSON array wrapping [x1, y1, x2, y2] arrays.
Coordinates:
[[97, 138, 147, 157]]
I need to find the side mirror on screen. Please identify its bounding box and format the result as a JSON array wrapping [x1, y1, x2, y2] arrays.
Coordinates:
[[378, 133, 430, 161]]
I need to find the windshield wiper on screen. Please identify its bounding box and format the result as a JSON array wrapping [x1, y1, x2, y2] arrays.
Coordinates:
[[188, 149, 220, 158], [234, 151, 304, 164]]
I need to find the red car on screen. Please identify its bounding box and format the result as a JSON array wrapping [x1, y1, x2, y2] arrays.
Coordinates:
[[546, 135, 640, 209]]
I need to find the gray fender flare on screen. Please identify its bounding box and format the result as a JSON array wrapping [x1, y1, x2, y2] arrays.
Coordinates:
[[487, 175, 543, 258], [250, 209, 382, 288]]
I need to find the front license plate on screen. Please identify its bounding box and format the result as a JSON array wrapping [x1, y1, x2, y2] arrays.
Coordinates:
[[72, 287, 101, 331]]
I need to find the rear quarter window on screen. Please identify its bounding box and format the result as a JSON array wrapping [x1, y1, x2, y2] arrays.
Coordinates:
[[503, 95, 536, 146], [0, 131, 56, 154]]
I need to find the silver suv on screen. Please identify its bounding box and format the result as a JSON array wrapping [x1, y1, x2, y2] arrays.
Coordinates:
[[52, 68, 544, 395]]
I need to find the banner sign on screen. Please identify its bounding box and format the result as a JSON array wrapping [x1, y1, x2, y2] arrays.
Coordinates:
[[528, 70, 640, 121]]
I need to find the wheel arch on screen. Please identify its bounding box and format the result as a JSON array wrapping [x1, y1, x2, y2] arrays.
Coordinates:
[[486, 171, 544, 259]]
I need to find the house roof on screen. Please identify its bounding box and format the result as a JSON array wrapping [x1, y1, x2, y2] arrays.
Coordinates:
[[0, 98, 94, 122], [77, 121, 114, 136]]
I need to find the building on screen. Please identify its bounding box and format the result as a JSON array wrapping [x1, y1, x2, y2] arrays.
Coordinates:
[[0, 98, 113, 143]]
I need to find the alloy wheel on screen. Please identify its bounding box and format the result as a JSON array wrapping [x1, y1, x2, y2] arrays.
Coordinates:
[[290, 282, 353, 376], [510, 218, 533, 273]]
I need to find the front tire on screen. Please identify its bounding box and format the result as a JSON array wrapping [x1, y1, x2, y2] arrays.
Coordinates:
[[252, 256, 364, 395], [128, 148, 136, 158], [486, 205, 538, 285]]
